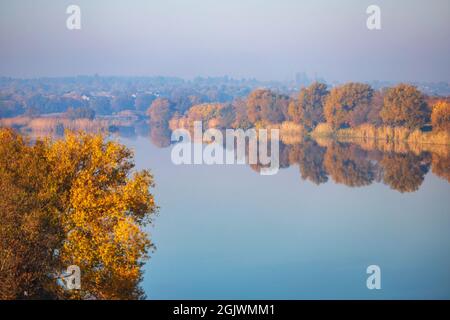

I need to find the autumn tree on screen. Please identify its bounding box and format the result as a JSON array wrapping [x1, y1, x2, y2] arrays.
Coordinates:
[[380, 84, 430, 129], [0, 128, 157, 300], [186, 103, 222, 123], [324, 83, 374, 129], [246, 89, 289, 124], [431, 101, 450, 132], [147, 98, 175, 125], [0, 129, 63, 299], [231, 98, 252, 129], [365, 90, 384, 126], [181, 103, 235, 129], [289, 82, 328, 129], [216, 103, 236, 128]]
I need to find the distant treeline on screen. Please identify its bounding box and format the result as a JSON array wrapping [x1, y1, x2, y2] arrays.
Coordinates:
[[2, 76, 449, 143], [148, 82, 450, 137], [0, 76, 282, 118], [1, 76, 449, 123]]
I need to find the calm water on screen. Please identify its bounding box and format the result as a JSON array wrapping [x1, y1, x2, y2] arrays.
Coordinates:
[[119, 133, 450, 300]]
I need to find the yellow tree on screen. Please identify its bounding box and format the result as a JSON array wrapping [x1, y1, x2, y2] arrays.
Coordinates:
[[431, 101, 450, 132], [0, 129, 64, 299], [47, 132, 157, 299], [0, 129, 157, 299]]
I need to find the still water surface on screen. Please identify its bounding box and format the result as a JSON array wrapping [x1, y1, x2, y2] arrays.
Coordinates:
[[120, 135, 450, 299]]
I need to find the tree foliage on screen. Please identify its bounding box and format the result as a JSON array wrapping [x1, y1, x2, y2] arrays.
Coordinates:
[[246, 89, 289, 124], [380, 84, 430, 129], [147, 98, 175, 125], [289, 82, 328, 129], [0, 130, 63, 299], [324, 83, 374, 129], [366, 90, 384, 126], [431, 101, 450, 132], [0, 128, 157, 299]]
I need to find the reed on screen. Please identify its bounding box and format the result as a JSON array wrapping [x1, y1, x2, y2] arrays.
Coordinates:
[[279, 121, 304, 145], [332, 123, 449, 145], [310, 123, 334, 137]]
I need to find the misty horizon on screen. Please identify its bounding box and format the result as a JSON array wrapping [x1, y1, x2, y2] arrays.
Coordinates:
[[1, 0, 449, 82], [1, 74, 449, 86]]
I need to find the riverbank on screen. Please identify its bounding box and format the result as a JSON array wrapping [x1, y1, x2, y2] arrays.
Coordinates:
[[311, 123, 450, 146]]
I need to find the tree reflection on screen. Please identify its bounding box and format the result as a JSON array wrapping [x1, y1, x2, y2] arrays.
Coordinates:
[[286, 140, 329, 185], [324, 142, 376, 187], [149, 123, 172, 148], [140, 124, 449, 193], [432, 153, 450, 183], [380, 152, 430, 193]]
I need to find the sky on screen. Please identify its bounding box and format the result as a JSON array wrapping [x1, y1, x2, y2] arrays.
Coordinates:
[[0, 0, 449, 82]]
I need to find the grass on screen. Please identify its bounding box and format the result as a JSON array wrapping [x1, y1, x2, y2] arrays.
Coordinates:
[[0, 116, 111, 137], [310, 122, 449, 146]]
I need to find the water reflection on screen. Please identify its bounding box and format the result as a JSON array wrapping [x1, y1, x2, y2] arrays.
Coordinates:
[[28, 122, 449, 193], [247, 139, 436, 193], [91, 124, 450, 299], [11, 123, 450, 299], [139, 122, 448, 193]]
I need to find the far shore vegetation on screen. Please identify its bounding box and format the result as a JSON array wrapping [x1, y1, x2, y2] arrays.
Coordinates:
[[1, 80, 449, 145]]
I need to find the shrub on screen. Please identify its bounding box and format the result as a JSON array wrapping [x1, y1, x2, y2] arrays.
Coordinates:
[[431, 101, 450, 132], [380, 84, 430, 129]]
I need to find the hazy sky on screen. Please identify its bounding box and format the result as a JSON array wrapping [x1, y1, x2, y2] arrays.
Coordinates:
[[0, 0, 449, 82]]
